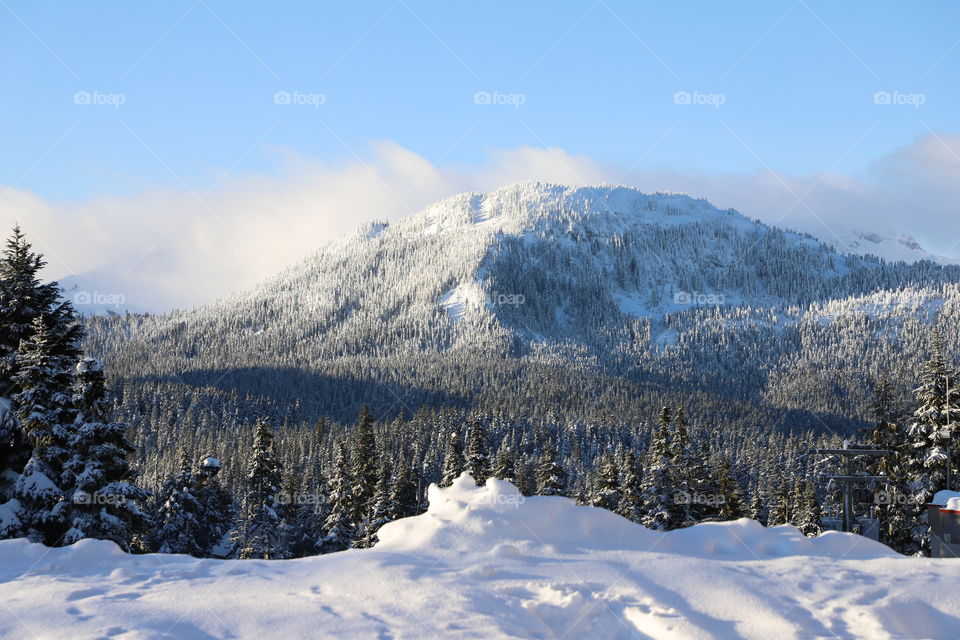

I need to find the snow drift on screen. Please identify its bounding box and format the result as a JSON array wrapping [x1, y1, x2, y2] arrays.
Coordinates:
[[2, 474, 959, 639]]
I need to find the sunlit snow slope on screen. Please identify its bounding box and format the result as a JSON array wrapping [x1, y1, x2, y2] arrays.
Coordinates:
[[2, 475, 959, 640]]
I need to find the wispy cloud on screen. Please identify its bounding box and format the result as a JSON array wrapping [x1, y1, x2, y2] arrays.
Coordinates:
[[1, 134, 958, 311]]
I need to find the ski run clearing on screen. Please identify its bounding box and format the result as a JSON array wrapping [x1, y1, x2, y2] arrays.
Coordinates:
[[2, 475, 958, 640]]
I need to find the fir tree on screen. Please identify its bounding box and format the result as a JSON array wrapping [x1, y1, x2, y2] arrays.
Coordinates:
[[615, 450, 643, 522], [9, 315, 80, 545], [748, 483, 768, 526], [491, 441, 516, 484], [0, 227, 82, 503], [237, 418, 287, 559], [440, 431, 465, 487], [63, 357, 150, 550], [641, 408, 674, 531], [465, 421, 489, 485], [535, 441, 566, 496], [768, 473, 791, 526], [193, 455, 235, 557], [154, 454, 203, 555], [590, 450, 620, 511], [355, 463, 393, 548], [388, 455, 420, 520], [712, 456, 745, 521], [793, 477, 822, 537], [319, 441, 355, 553]]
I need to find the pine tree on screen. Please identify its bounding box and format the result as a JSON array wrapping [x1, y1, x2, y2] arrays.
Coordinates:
[[615, 450, 643, 522], [62, 357, 150, 550], [905, 332, 959, 554], [319, 441, 355, 553], [350, 406, 377, 525], [0, 227, 82, 503], [590, 450, 620, 511], [465, 421, 489, 485], [535, 441, 566, 496], [440, 431, 465, 487], [237, 418, 287, 559], [712, 456, 745, 521], [355, 463, 394, 548], [9, 315, 80, 545], [194, 456, 235, 557], [641, 408, 674, 531], [388, 455, 420, 520], [748, 483, 768, 526], [793, 477, 822, 537], [491, 441, 516, 484], [669, 407, 699, 526], [154, 454, 203, 555], [768, 473, 791, 526]]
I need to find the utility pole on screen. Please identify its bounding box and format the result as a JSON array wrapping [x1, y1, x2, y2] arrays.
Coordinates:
[[811, 441, 890, 533]]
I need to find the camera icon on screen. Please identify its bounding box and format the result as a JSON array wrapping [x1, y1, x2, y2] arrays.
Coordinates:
[[74, 291, 92, 305], [273, 91, 291, 105], [673, 291, 691, 305], [873, 91, 891, 105], [73, 91, 91, 105], [473, 91, 492, 105], [673, 91, 691, 105], [674, 491, 691, 505]]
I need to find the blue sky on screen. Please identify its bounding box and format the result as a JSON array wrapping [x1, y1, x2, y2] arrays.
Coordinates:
[[1, 1, 959, 309], [2, 0, 957, 200]]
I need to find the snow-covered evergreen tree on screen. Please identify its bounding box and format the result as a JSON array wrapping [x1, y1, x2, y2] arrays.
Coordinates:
[[712, 456, 745, 521], [62, 357, 149, 550], [154, 454, 203, 555], [615, 450, 643, 522], [194, 456, 236, 557], [9, 315, 80, 545], [0, 227, 82, 503], [355, 464, 393, 548], [535, 441, 566, 496], [440, 431, 465, 487], [590, 450, 620, 511], [465, 421, 489, 485], [319, 441, 355, 553], [350, 406, 377, 525], [641, 408, 674, 531], [491, 441, 516, 484], [237, 418, 287, 559]]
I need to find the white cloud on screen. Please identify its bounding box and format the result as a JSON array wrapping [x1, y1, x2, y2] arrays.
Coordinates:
[[1, 133, 958, 311]]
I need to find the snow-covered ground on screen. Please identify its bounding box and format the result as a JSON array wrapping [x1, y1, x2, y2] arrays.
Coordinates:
[[2, 475, 959, 639]]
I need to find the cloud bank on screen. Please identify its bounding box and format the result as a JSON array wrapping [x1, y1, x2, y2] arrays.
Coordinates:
[[1, 133, 958, 312]]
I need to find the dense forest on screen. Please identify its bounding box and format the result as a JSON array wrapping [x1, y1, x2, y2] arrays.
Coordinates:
[[0, 221, 957, 560]]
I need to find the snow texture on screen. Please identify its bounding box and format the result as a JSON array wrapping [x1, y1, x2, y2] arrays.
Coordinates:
[[2, 474, 959, 639]]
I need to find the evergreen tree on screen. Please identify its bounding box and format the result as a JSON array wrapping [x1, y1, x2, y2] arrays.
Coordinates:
[[768, 473, 791, 526], [748, 483, 768, 526], [350, 406, 378, 525], [440, 431, 465, 487], [154, 454, 203, 555], [641, 408, 674, 531], [712, 456, 745, 521], [9, 315, 80, 544], [669, 407, 700, 526], [0, 228, 82, 502], [237, 418, 287, 559], [905, 332, 959, 554], [534, 442, 566, 496], [63, 357, 150, 550], [491, 441, 516, 484], [388, 455, 420, 520], [355, 463, 393, 548], [194, 456, 235, 557], [465, 421, 489, 485], [319, 441, 355, 553], [615, 450, 643, 522], [590, 450, 620, 511], [793, 477, 822, 537]]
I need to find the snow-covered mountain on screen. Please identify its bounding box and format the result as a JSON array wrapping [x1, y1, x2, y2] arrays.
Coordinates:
[[84, 182, 960, 428], [825, 226, 960, 265]]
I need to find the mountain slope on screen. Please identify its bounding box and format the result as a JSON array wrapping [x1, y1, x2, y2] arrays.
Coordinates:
[[83, 182, 960, 430]]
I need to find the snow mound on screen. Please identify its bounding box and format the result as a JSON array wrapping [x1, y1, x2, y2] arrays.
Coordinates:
[[378, 474, 896, 560], [0, 475, 957, 639]]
